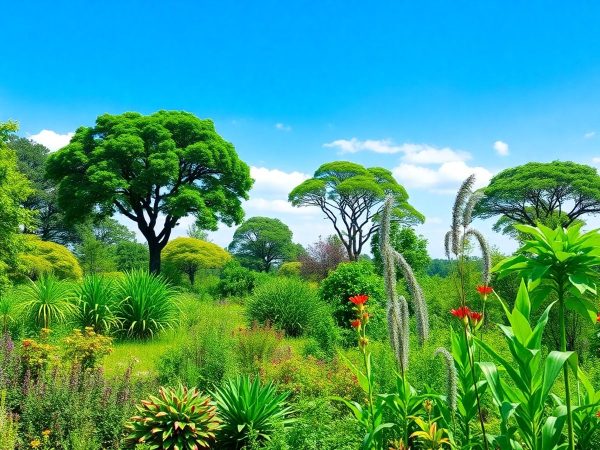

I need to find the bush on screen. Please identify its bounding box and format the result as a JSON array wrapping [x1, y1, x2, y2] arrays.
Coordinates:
[[62, 327, 113, 370], [75, 275, 120, 334], [212, 376, 294, 449], [18, 275, 77, 330], [234, 322, 283, 374], [319, 260, 386, 332], [115, 271, 178, 339], [278, 262, 301, 277], [216, 260, 257, 298], [20, 235, 83, 280], [247, 277, 320, 337], [125, 385, 220, 449]]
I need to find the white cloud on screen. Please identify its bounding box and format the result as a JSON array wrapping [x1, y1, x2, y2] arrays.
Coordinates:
[[493, 140, 509, 156], [29, 129, 74, 151], [250, 166, 309, 198], [584, 131, 596, 139], [393, 161, 492, 190], [275, 123, 292, 132]]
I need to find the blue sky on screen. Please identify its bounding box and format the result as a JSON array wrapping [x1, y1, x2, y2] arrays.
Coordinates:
[[2, 1, 600, 256]]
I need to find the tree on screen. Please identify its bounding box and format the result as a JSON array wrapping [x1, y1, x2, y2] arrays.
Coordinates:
[[186, 222, 210, 241], [46, 110, 252, 273], [163, 237, 231, 285], [20, 235, 83, 280], [475, 161, 600, 236], [0, 121, 33, 291], [7, 135, 73, 243], [289, 161, 423, 261], [371, 223, 430, 278], [298, 235, 348, 281], [228, 217, 296, 272], [115, 241, 149, 272]]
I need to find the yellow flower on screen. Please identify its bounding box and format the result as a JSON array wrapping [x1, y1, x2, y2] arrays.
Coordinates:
[[42, 428, 51, 437], [30, 439, 42, 449]]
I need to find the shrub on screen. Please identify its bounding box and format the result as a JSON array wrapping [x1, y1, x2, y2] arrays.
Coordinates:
[[18, 275, 77, 330], [62, 327, 113, 370], [125, 385, 220, 450], [163, 237, 231, 286], [278, 262, 301, 277], [115, 271, 179, 339], [247, 277, 320, 337], [319, 260, 385, 330], [21, 332, 56, 377], [75, 275, 120, 334], [0, 390, 18, 450], [212, 376, 294, 448], [20, 235, 83, 280], [234, 322, 283, 374], [216, 260, 257, 298]]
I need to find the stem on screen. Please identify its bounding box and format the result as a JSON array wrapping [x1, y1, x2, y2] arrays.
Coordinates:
[[559, 283, 575, 450], [464, 325, 489, 450]]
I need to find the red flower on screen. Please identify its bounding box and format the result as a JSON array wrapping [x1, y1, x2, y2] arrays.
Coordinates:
[[476, 285, 493, 296], [597, 313, 600, 324], [350, 319, 361, 329], [349, 294, 369, 306], [451, 306, 471, 320], [596, 410, 600, 419], [469, 311, 483, 325]]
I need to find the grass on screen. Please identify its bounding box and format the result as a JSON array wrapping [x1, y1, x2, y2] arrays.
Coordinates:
[[104, 294, 248, 377]]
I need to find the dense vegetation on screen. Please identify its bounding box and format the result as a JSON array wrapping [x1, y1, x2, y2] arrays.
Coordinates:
[[1, 115, 600, 450]]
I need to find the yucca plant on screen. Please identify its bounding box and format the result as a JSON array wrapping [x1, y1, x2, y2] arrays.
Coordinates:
[[19, 275, 76, 329], [75, 275, 120, 334], [212, 376, 294, 449], [115, 270, 178, 339], [494, 223, 600, 450], [125, 385, 220, 449]]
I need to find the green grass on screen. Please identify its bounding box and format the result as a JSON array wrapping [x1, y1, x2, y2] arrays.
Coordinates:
[[104, 294, 247, 377]]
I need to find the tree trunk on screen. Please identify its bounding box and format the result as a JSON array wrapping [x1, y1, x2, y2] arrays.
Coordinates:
[[148, 242, 162, 274]]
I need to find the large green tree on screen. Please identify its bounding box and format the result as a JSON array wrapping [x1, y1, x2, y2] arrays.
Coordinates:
[[46, 111, 253, 273], [228, 216, 296, 272], [289, 161, 423, 260], [7, 135, 73, 243], [0, 121, 33, 290], [163, 237, 231, 284], [475, 161, 600, 236]]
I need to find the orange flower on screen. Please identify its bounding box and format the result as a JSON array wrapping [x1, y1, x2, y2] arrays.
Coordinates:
[[596, 410, 600, 419], [469, 311, 483, 325], [349, 294, 368, 306], [350, 319, 361, 329], [476, 285, 493, 297], [450, 306, 471, 320], [597, 313, 600, 324]]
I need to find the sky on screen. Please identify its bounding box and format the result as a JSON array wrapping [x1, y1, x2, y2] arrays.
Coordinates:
[[2, 1, 600, 257]]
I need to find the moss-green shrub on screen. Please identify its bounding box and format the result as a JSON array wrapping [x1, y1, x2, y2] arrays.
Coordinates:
[[278, 262, 301, 277], [246, 277, 321, 337], [216, 260, 257, 298], [20, 235, 83, 281]]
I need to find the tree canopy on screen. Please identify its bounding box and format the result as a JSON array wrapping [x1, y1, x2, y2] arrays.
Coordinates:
[[20, 235, 83, 281], [0, 121, 33, 291], [289, 161, 423, 260], [475, 161, 600, 236], [163, 237, 231, 285], [228, 216, 296, 272], [46, 110, 253, 273], [371, 223, 430, 278]]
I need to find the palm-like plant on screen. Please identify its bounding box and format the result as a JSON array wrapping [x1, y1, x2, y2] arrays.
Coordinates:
[[212, 376, 294, 448], [115, 270, 179, 339], [0, 294, 17, 334], [493, 223, 600, 450], [19, 275, 76, 329], [75, 275, 120, 334]]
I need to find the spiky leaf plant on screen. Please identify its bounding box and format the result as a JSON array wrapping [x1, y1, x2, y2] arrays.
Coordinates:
[[125, 385, 220, 450], [19, 275, 77, 329], [75, 275, 121, 334], [212, 376, 294, 448]]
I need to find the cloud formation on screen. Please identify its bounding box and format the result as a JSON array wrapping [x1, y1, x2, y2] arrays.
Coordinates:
[[393, 161, 492, 190], [585, 131, 596, 139], [29, 129, 74, 151], [493, 140, 509, 156], [275, 123, 292, 131]]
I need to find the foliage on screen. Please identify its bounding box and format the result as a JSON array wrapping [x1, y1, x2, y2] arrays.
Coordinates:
[[298, 234, 348, 281], [246, 277, 320, 337], [21, 332, 56, 378], [20, 235, 83, 280], [278, 261, 301, 277], [62, 327, 113, 370], [216, 259, 258, 298], [115, 241, 149, 272], [18, 275, 77, 329], [229, 216, 296, 272], [46, 110, 253, 273], [476, 281, 577, 449], [0, 121, 34, 292], [475, 161, 600, 236], [75, 275, 120, 334], [289, 161, 424, 260], [319, 260, 386, 332], [125, 385, 220, 450], [0, 293, 18, 335], [212, 376, 294, 449], [115, 270, 179, 338], [163, 237, 231, 285], [234, 322, 283, 374], [371, 223, 430, 277], [0, 390, 18, 450]]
